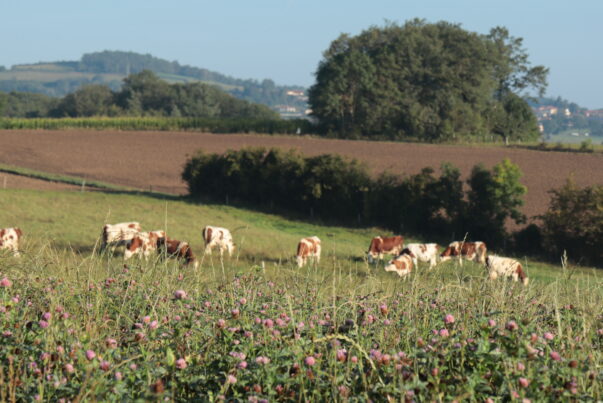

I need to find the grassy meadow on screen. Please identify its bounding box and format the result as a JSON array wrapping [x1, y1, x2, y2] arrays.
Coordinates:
[[0, 188, 602, 401]]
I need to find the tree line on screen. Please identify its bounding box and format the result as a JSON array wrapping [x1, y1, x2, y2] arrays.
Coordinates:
[[183, 147, 602, 266], [0, 71, 278, 120], [308, 20, 548, 143], [183, 147, 526, 248], [0, 50, 307, 111]]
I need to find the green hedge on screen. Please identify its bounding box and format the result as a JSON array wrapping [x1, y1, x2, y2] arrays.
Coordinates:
[[0, 117, 314, 134], [183, 147, 528, 248]]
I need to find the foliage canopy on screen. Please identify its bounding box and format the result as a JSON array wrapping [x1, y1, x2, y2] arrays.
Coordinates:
[[309, 20, 547, 141]]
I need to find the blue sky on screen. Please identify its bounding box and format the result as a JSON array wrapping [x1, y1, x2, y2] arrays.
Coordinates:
[[2, 0, 602, 108]]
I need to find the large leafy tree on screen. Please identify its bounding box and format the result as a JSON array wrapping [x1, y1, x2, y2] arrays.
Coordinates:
[[309, 20, 548, 141]]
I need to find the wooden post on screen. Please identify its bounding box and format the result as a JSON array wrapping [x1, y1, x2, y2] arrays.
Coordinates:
[[3, 176, 6, 189], [81, 180, 86, 192]]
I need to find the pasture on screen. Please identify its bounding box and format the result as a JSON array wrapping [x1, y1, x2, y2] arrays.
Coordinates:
[[0, 188, 602, 400]]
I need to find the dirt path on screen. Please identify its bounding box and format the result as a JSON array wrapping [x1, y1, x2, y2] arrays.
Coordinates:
[[0, 129, 601, 221]]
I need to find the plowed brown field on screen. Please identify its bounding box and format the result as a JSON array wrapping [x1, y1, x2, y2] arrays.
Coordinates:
[[1, 129, 601, 223]]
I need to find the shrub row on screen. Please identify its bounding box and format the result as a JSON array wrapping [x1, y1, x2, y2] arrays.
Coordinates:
[[183, 147, 528, 248], [0, 117, 314, 134]]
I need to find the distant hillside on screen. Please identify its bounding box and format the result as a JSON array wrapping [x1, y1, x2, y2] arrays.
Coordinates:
[[0, 51, 308, 117], [530, 97, 603, 141]]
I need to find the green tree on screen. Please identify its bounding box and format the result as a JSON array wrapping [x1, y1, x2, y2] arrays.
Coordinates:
[[539, 180, 603, 266], [465, 159, 526, 245], [309, 20, 548, 142], [52, 84, 115, 117]]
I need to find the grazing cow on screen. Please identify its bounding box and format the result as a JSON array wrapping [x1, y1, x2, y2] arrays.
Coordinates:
[[101, 222, 142, 250], [366, 235, 404, 264], [486, 255, 529, 285], [124, 230, 166, 260], [295, 236, 321, 268], [384, 251, 415, 278], [401, 243, 440, 269], [440, 241, 487, 266], [157, 237, 199, 269], [202, 226, 235, 257], [0, 227, 23, 257]]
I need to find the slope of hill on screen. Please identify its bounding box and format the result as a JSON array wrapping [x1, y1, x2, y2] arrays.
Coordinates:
[[0, 51, 308, 116]]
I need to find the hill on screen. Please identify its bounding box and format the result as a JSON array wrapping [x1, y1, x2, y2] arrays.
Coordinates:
[[0, 50, 308, 117]]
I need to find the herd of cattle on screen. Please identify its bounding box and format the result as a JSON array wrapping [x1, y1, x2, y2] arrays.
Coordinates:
[[0, 224, 528, 285]]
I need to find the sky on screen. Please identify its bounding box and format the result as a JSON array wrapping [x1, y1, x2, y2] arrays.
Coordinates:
[[1, 0, 602, 108]]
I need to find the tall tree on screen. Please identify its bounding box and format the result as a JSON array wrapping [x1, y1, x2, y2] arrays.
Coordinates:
[[309, 20, 548, 142]]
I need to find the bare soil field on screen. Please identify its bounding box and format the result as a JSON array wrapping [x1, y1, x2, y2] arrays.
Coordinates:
[[0, 129, 601, 222]]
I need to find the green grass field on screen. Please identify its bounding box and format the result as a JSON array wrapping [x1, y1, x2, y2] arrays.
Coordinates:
[[1, 188, 602, 400], [1, 188, 600, 287]]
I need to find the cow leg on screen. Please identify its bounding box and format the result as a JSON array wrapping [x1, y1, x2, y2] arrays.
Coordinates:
[[204, 244, 213, 255]]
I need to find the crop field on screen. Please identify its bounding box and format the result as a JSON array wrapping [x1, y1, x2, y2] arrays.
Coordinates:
[[0, 188, 602, 400], [0, 130, 602, 224]]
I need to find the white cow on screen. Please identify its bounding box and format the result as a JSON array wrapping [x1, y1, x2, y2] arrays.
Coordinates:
[[202, 226, 235, 257], [384, 251, 415, 278], [124, 230, 166, 260], [295, 236, 321, 268], [401, 243, 439, 269], [486, 255, 529, 286], [101, 222, 142, 250], [0, 227, 23, 257]]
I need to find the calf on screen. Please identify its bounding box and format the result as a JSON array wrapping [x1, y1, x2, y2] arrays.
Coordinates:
[[0, 227, 23, 257], [486, 255, 529, 285], [202, 226, 235, 257], [295, 236, 321, 268], [384, 251, 415, 278], [157, 237, 199, 269], [101, 222, 142, 250], [440, 241, 487, 266], [366, 235, 404, 264], [124, 230, 166, 260]]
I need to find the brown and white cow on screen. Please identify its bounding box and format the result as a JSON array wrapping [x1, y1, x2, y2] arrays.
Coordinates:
[[440, 241, 487, 266], [202, 226, 235, 257], [124, 230, 166, 260], [0, 227, 23, 257], [366, 235, 404, 264], [486, 255, 529, 286], [384, 250, 415, 278], [295, 236, 321, 268], [101, 222, 142, 250], [157, 237, 199, 269], [401, 243, 439, 269]]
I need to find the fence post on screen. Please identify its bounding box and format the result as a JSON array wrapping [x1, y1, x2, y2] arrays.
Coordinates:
[[81, 180, 86, 192]]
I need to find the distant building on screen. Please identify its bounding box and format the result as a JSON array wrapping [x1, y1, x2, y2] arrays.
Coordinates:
[[286, 90, 305, 97], [534, 106, 559, 119]]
